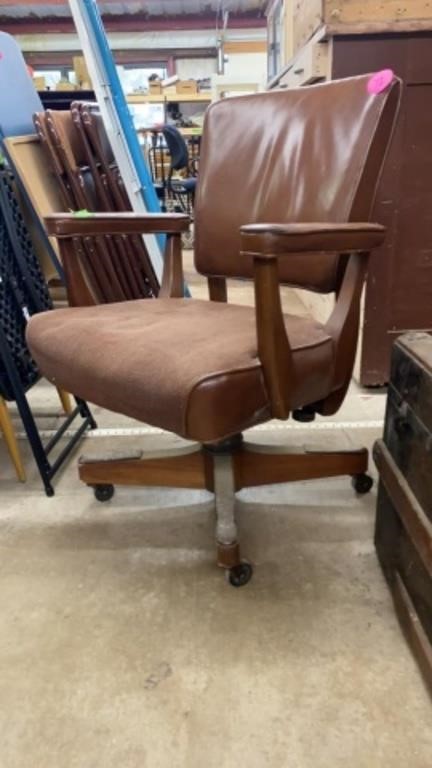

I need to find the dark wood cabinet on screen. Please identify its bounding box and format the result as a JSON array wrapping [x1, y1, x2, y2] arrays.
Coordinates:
[[333, 34, 432, 385], [272, 30, 432, 385]]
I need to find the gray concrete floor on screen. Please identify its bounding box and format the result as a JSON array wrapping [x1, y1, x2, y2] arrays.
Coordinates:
[[1, 258, 431, 767]]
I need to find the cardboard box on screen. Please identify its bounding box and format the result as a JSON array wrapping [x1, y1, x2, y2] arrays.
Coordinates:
[[56, 80, 76, 91], [176, 80, 198, 95], [149, 81, 162, 95], [73, 56, 92, 89], [33, 76, 46, 91]]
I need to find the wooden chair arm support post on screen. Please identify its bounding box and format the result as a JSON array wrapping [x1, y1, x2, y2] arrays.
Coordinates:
[[159, 233, 185, 298], [241, 222, 387, 419], [253, 255, 295, 419]]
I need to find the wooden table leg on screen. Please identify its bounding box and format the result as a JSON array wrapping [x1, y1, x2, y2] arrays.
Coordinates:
[[56, 388, 73, 415], [0, 397, 26, 482]]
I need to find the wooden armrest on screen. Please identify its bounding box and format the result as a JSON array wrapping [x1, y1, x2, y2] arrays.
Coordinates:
[[241, 222, 386, 256], [248, 222, 386, 420], [248, 223, 386, 418], [44, 212, 190, 238]]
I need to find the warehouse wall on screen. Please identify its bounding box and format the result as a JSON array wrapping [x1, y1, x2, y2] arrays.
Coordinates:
[[224, 51, 266, 82], [176, 57, 217, 78]]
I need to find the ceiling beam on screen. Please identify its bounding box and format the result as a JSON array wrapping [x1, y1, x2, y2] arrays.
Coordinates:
[[0, 12, 266, 35], [25, 47, 217, 67]]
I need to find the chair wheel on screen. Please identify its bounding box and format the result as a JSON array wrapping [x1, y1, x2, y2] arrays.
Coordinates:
[[94, 484, 115, 502], [352, 474, 373, 495], [228, 562, 253, 588]]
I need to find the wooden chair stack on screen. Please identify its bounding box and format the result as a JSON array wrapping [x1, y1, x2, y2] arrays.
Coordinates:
[[34, 105, 159, 304]]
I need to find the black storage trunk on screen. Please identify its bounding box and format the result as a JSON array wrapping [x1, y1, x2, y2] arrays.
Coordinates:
[[374, 333, 432, 693]]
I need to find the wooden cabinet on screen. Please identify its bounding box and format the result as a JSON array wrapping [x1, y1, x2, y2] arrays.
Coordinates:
[[332, 33, 432, 385], [270, 17, 432, 385], [291, 0, 432, 57], [269, 1, 432, 78]]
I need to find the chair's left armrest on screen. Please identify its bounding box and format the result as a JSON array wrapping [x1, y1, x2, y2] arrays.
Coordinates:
[[240, 222, 386, 256], [45, 213, 189, 300], [45, 212, 190, 238]]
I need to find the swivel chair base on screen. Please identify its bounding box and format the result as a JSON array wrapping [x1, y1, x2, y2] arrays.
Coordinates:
[[78, 434, 372, 587]]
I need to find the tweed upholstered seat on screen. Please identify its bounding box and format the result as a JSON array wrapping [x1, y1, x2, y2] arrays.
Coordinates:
[[27, 298, 333, 443]]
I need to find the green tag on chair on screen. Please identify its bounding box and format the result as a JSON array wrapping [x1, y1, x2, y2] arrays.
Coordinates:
[[73, 209, 93, 218]]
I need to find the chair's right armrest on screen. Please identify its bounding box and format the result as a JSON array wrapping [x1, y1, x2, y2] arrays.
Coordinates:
[[240, 222, 386, 257], [240, 222, 387, 420]]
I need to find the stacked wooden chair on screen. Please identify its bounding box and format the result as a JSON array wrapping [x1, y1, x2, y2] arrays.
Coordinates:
[[34, 106, 158, 303]]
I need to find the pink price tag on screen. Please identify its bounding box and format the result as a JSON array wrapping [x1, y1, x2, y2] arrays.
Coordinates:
[[367, 69, 394, 95]]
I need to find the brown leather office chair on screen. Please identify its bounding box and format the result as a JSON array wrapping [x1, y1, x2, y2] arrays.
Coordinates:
[[27, 75, 400, 586]]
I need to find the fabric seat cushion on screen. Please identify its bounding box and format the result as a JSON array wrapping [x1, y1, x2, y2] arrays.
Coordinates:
[[27, 298, 334, 443]]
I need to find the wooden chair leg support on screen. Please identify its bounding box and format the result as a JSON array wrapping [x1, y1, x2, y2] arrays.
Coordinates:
[[0, 397, 26, 482], [77, 438, 371, 586], [56, 388, 73, 415], [78, 444, 212, 490], [233, 442, 369, 490]]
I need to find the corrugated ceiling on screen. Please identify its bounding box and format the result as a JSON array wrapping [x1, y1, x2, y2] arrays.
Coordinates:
[[0, 0, 267, 19]]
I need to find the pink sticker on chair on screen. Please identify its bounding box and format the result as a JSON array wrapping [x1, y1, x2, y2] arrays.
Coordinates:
[[367, 69, 394, 95]]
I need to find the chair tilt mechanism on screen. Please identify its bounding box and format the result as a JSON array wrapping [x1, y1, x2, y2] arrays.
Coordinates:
[[27, 74, 401, 587]]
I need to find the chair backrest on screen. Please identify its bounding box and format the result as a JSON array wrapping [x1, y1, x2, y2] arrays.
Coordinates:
[[70, 102, 114, 212], [80, 104, 116, 166], [44, 110, 98, 211], [45, 110, 88, 171], [33, 112, 76, 209], [80, 103, 131, 211], [161, 125, 190, 171], [194, 74, 400, 293]]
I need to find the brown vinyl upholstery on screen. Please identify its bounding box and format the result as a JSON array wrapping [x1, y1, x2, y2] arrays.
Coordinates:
[[27, 75, 401, 444], [195, 75, 399, 291]]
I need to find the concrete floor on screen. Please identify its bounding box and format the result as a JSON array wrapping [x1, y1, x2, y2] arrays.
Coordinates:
[[1, 260, 431, 766]]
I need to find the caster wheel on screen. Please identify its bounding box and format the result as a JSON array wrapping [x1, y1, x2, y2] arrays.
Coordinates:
[[352, 473, 373, 495], [228, 562, 253, 588], [94, 484, 115, 502]]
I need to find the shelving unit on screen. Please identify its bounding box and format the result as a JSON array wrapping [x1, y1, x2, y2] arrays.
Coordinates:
[[127, 93, 212, 104]]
